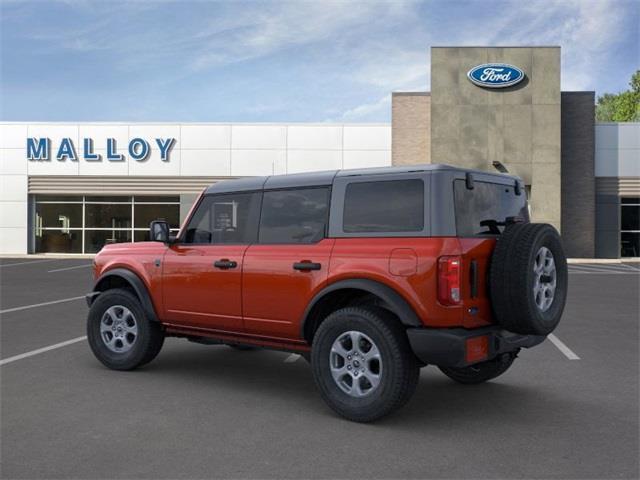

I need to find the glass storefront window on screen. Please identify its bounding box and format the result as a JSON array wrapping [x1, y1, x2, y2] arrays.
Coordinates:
[[85, 204, 132, 229], [85, 196, 132, 203], [134, 204, 179, 229], [621, 205, 639, 231], [133, 229, 179, 243], [36, 203, 83, 229], [84, 230, 132, 254], [134, 195, 179, 203], [33, 195, 181, 254], [621, 232, 639, 258], [36, 195, 82, 202], [35, 230, 83, 253], [134, 230, 152, 243], [621, 198, 640, 258]]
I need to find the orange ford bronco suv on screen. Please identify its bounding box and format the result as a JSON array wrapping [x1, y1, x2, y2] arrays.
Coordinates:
[[86, 164, 567, 422]]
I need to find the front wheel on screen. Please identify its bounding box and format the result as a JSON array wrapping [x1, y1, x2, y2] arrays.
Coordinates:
[[87, 288, 164, 371], [438, 352, 517, 384], [311, 307, 419, 423]]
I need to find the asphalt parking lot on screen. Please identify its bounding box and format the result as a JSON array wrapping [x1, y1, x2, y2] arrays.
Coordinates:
[[1, 258, 638, 479]]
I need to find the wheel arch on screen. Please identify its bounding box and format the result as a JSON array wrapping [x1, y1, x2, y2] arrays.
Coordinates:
[[301, 279, 422, 343], [90, 268, 159, 323]]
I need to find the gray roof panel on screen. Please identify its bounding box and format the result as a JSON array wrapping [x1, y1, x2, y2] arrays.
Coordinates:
[[204, 164, 522, 195], [205, 176, 267, 194], [335, 164, 448, 177], [264, 170, 337, 189]]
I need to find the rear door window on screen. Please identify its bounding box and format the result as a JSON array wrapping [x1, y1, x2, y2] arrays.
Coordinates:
[[343, 179, 424, 233], [259, 188, 330, 244], [454, 180, 529, 236]]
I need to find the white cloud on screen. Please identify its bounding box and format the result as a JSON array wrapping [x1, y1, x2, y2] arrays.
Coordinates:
[[338, 94, 391, 121], [349, 49, 429, 90], [331, 0, 636, 119], [442, 0, 635, 91], [188, 2, 418, 71], [3, 0, 636, 121]]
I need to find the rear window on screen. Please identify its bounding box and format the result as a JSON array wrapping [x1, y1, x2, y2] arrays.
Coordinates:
[[343, 179, 424, 233], [454, 180, 529, 236]]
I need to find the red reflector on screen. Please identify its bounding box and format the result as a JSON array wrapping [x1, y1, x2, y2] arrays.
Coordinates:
[[438, 256, 461, 306], [465, 336, 489, 364]]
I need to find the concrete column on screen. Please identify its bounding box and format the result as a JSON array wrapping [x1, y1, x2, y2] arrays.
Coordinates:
[[561, 92, 595, 257]]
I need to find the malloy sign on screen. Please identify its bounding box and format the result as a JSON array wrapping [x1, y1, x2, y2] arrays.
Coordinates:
[[26, 137, 176, 162], [467, 63, 525, 88]]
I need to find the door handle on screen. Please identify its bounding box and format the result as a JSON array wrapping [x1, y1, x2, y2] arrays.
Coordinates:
[[214, 259, 237, 269], [293, 261, 321, 271]]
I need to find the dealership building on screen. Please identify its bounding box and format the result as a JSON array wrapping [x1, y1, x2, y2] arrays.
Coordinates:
[[0, 46, 638, 257]]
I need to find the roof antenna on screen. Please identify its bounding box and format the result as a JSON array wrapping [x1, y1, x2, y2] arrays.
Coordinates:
[[492, 161, 509, 173]]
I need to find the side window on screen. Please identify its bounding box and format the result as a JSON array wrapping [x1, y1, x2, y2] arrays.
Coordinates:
[[343, 179, 424, 233], [183, 192, 261, 244], [259, 188, 330, 244]]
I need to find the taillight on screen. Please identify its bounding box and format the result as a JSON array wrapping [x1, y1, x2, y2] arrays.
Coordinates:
[[438, 256, 461, 306]]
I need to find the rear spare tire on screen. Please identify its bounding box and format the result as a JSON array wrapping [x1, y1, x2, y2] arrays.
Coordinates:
[[489, 223, 567, 335]]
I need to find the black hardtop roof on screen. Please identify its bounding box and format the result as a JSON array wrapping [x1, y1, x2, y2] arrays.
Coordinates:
[[204, 164, 520, 194]]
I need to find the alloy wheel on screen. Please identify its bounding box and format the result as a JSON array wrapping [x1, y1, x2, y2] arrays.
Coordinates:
[[329, 331, 382, 397]]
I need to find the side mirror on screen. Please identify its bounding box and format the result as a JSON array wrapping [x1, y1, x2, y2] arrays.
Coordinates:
[[150, 220, 170, 243]]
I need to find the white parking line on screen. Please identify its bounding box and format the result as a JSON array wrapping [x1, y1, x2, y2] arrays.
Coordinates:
[[547, 333, 580, 360], [284, 353, 301, 363], [0, 336, 87, 366], [0, 296, 85, 315], [0, 259, 59, 268], [48, 264, 92, 273]]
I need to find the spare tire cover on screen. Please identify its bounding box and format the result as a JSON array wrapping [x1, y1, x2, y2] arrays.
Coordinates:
[[489, 223, 568, 335]]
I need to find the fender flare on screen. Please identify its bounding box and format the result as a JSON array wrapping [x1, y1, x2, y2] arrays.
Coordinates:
[[89, 268, 159, 323], [300, 278, 422, 338]]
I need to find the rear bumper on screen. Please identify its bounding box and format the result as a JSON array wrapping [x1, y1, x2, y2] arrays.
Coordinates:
[[406, 326, 546, 368]]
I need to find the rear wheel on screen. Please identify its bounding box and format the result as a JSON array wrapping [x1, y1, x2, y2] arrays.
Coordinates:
[[311, 307, 419, 422], [438, 352, 517, 384], [87, 289, 164, 370]]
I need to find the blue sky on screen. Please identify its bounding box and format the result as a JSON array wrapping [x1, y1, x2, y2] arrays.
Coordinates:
[[1, 0, 638, 122]]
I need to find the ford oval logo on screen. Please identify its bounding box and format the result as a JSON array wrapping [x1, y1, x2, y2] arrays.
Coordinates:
[[467, 63, 525, 88]]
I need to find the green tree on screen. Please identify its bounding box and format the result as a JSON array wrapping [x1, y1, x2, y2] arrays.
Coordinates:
[[596, 70, 640, 122]]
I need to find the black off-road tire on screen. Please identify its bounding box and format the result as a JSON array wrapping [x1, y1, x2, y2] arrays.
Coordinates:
[[490, 223, 568, 335], [439, 352, 517, 384], [87, 288, 164, 371], [311, 307, 420, 423]]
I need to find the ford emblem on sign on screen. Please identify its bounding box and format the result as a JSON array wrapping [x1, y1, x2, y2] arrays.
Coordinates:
[[467, 63, 525, 88]]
